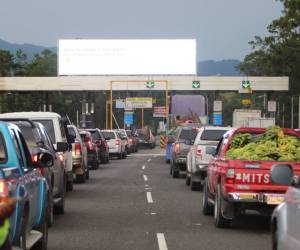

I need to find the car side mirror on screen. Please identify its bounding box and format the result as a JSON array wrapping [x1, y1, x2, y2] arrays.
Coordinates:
[[56, 142, 69, 152], [68, 134, 76, 144], [270, 164, 293, 186], [211, 148, 217, 157], [32, 149, 54, 168], [95, 140, 101, 145]]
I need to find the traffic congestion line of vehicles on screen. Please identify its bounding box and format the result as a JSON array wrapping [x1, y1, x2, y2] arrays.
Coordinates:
[[0, 111, 153, 250], [165, 122, 300, 250]]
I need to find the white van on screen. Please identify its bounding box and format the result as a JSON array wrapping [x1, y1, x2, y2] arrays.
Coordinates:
[[0, 112, 74, 191]]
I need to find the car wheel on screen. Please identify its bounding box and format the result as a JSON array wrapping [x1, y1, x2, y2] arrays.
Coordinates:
[[47, 194, 54, 227], [66, 178, 73, 192], [118, 153, 122, 159], [17, 207, 28, 250], [76, 173, 86, 183], [106, 154, 110, 163], [214, 185, 231, 228], [166, 159, 170, 164], [54, 182, 65, 215], [86, 168, 90, 180], [272, 220, 278, 250], [185, 174, 191, 186], [190, 174, 201, 191], [172, 168, 179, 178], [32, 196, 48, 250], [202, 178, 213, 216]]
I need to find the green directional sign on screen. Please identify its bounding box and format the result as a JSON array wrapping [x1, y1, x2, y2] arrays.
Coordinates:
[[242, 80, 250, 88], [146, 81, 155, 88], [192, 81, 200, 89]]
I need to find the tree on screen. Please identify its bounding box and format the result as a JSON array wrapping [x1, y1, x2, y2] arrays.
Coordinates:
[[0, 50, 14, 76], [237, 0, 300, 93], [14, 49, 27, 76], [26, 49, 57, 76]]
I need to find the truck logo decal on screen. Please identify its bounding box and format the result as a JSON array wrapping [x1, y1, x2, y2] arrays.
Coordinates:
[[236, 173, 270, 184]]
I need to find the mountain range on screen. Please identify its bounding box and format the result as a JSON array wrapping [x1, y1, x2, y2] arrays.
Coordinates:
[[0, 38, 242, 76]]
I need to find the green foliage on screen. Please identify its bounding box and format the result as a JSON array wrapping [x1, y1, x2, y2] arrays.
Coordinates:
[[226, 126, 300, 162], [0, 50, 14, 76], [237, 0, 300, 94]]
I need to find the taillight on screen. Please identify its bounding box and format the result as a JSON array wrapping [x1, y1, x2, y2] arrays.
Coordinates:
[[116, 139, 120, 146], [175, 143, 180, 154], [32, 155, 38, 164], [88, 141, 93, 150], [75, 142, 82, 155], [226, 169, 235, 184], [58, 153, 64, 163], [128, 138, 133, 144], [0, 180, 9, 197]]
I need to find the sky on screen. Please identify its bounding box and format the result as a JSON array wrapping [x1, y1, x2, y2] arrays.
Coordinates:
[[0, 0, 283, 61]]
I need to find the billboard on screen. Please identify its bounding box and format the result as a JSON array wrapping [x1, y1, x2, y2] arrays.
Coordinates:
[[58, 39, 196, 75], [125, 97, 152, 109]]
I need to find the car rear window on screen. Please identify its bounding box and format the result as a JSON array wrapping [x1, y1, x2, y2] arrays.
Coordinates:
[[0, 133, 7, 163], [18, 125, 37, 151], [89, 131, 101, 141], [200, 130, 228, 141], [33, 120, 55, 143], [179, 129, 198, 141], [67, 127, 76, 138], [102, 131, 115, 140]]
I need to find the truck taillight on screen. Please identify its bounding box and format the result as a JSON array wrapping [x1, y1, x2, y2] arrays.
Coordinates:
[[116, 139, 120, 146], [226, 168, 235, 184], [175, 143, 181, 154], [88, 141, 93, 150], [75, 142, 82, 155], [0, 180, 9, 197], [128, 138, 133, 144], [58, 153, 64, 163]]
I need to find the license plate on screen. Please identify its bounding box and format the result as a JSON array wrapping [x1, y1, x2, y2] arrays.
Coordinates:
[[239, 194, 256, 200], [266, 195, 285, 205]]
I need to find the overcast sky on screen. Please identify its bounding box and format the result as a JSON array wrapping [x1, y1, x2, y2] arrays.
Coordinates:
[[0, 0, 282, 60]]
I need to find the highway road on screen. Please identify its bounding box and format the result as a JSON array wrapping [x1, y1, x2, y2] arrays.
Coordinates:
[[48, 148, 272, 250]]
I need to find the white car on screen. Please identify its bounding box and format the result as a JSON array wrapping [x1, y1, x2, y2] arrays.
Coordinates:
[[102, 130, 125, 159], [0, 112, 75, 191], [186, 126, 230, 190]]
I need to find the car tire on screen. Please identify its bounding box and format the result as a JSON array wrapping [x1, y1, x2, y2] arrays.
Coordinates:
[[272, 220, 278, 250], [186, 175, 191, 186], [86, 168, 90, 180], [190, 174, 201, 191], [32, 196, 49, 250], [17, 207, 28, 250], [54, 183, 65, 215], [214, 185, 231, 228], [202, 178, 213, 216], [166, 159, 170, 164], [47, 194, 54, 227], [66, 179, 73, 192], [76, 173, 86, 183]]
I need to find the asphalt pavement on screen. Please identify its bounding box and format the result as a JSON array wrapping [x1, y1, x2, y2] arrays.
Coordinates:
[[48, 147, 271, 250]]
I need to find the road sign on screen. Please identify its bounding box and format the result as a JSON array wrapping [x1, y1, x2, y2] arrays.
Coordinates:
[[213, 112, 222, 126], [242, 98, 252, 105], [125, 97, 152, 109], [213, 101, 222, 112], [146, 81, 155, 88], [238, 88, 252, 94], [268, 101, 276, 112], [124, 111, 133, 125], [153, 106, 167, 118], [116, 99, 125, 109], [242, 80, 251, 88], [192, 81, 200, 89]]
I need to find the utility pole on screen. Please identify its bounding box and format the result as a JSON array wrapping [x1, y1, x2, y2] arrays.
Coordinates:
[[291, 96, 294, 129]]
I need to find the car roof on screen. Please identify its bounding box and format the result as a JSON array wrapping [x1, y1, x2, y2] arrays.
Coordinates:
[[0, 112, 62, 119]]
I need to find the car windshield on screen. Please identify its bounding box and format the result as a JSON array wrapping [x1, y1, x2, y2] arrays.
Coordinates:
[[102, 131, 115, 140], [200, 130, 228, 141], [179, 129, 198, 141], [90, 131, 101, 141], [33, 119, 55, 143]]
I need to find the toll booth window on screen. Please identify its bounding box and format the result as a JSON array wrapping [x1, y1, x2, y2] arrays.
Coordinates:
[[0, 133, 7, 163]]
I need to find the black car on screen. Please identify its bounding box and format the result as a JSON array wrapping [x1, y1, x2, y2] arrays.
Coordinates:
[[86, 129, 110, 164]]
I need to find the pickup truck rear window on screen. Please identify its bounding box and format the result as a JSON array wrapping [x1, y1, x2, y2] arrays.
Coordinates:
[[33, 120, 55, 144], [200, 130, 228, 141], [102, 132, 116, 140], [90, 131, 101, 141], [179, 129, 198, 141], [18, 125, 37, 151], [0, 133, 7, 163]]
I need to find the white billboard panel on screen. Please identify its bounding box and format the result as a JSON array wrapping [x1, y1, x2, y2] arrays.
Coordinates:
[[58, 39, 196, 75]]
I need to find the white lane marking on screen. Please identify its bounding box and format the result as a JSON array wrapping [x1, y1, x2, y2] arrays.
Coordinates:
[[157, 233, 168, 250], [143, 175, 148, 181], [146, 192, 153, 203], [148, 159, 152, 162], [144, 184, 149, 187], [130, 154, 164, 157], [151, 212, 157, 215], [145, 187, 152, 190], [142, 165, 146, 170]]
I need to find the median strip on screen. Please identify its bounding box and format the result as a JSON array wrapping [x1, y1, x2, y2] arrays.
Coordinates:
[[157, 233, 168, 250]]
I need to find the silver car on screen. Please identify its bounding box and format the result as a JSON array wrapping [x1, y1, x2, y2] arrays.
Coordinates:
[[270, 164, 300, 250]]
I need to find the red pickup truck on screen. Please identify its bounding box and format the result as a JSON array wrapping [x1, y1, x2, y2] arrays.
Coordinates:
[[202, 127, 300, 228]]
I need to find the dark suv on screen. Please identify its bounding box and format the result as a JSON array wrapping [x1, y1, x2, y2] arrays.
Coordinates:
[[86, 129, 110, 164], [170, 126, 198, 178]]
